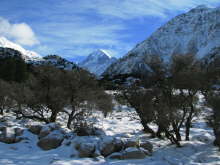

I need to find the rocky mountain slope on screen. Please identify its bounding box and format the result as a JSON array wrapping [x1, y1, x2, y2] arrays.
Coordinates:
[[41, 55, 78, 70], [104, 5, 220, 78], [0, 37, 79, 71], [79, 49, 117, 76], [0, 37, 42, 62]]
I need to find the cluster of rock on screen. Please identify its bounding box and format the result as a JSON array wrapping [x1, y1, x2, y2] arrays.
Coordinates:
[[0, 122, 153, 160], [28, 123, 66, 150], [74, 136, 153, 160]]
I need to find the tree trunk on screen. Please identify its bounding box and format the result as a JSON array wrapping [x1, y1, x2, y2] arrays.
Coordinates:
[[143, 123, 156, 137], [50, 111, 58, 122], [172, 122, 182, 141], [136, 110, 156, 137], [164, 128, 181, 147], [156, 124, 163, 138], [0, 108, 3, 115], [67, 110, 75, 129], [185, 104, 194, 141]]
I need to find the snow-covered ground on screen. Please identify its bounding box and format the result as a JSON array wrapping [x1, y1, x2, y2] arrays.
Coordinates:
[[0, 104, 220, 165]]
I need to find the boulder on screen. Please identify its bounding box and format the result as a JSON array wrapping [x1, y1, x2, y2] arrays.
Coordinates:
[[15, 128, 24, 136], [28, 125, 42, 135], [92, 149, 101, 158], [108, 152, 122, 159], [0, 127, 24, 144], [99, 137, 115, 157], [77, 143, 96, 158], [121, 147, 146, 159], [39, 126, 51, 139], [37, 130, 64, 150], [38, 123, 60, 139], [75, 126, 106, 136], [114, 137, 124, 152], [140, 141, 153, 153], [124, 138, 139, 148]]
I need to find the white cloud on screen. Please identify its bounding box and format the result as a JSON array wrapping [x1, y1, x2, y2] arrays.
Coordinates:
[[37, 19, 131, 57], [71, 0, 220, 19], [0, 17, 39, 46]]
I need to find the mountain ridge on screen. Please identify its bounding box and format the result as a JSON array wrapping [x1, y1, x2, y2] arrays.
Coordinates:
[[103, 5, 220, 78], [0, 37, 42, 62]]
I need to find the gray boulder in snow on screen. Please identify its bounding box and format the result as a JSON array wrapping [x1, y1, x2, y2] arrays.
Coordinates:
[[124, 138, 139, 149], [121, 147, 146, 159], [28, 125, 43, 135], [114, 137, 124, 152], [38, 123, 61, 139], [99, 137, 125, 157], [77, 143, 96, 158], [140, 141, 153, 153], [0, 127, 24, 144], [99, 137, 116, 157], [108, 152, 123, 159], [37, 130, 64, 150]]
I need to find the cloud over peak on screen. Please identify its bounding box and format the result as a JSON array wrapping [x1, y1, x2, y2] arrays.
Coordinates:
[[0, 17, 39, 46]]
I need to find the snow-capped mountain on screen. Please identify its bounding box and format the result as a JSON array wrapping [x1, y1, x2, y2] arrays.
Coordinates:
[[79, 49, 117, 76], [42, 55, 78, 70], [0, 37, 42, 62], [104, 5, 220, 78]]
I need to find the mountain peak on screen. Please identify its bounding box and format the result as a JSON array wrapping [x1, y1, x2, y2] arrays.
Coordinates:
[[195, 4, 209, 9], [79, 49, 117, 76], [0, 36, 42, 62], [89, 49, 113, 59]]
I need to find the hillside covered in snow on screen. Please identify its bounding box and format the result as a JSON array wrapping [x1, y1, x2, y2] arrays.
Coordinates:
[[0, 37, 42, 62], [104, 5, 220, 78]]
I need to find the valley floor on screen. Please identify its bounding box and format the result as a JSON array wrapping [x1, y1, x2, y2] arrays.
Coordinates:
[[0, 105, 220, 165]]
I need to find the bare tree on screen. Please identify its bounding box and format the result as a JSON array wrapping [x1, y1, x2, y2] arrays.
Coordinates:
[[0, 79, 12, 115]]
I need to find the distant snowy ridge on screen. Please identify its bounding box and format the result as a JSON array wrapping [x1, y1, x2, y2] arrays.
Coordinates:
[[104, 5, 220, 78], [0, 37, 42, 62], [79, 49, 117, 76]]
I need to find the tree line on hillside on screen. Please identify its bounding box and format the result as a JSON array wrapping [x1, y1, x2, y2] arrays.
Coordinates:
[[115, 54, 220, 148], [0, 56, 113, 134]]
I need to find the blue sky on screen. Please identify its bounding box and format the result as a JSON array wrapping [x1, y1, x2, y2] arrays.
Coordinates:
[[0, 0, 220, 62]]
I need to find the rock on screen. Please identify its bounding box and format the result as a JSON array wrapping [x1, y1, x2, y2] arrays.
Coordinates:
[[92, 149, 101, 158], [99, 137, 115, 157], [114, 137, 124, 152], [37, 130, 64, 150], [140, 141, 153, 153], [39, 126, 51, 139], [76, 126, 105, 136], [0, 125, 6, 131], [0, 127, 16, 143], [108, 152, 122, 159], [47, 123, 60, 130], [122, 147, 146, 159], [28, 125, 42, 135], [15, 128, 24, 136], [124, 138, 139, 148], [139, 147, 151, 156], [38, 123, 61, 139], [0, 127, 24, 144], [77, 143, 96, 158]]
